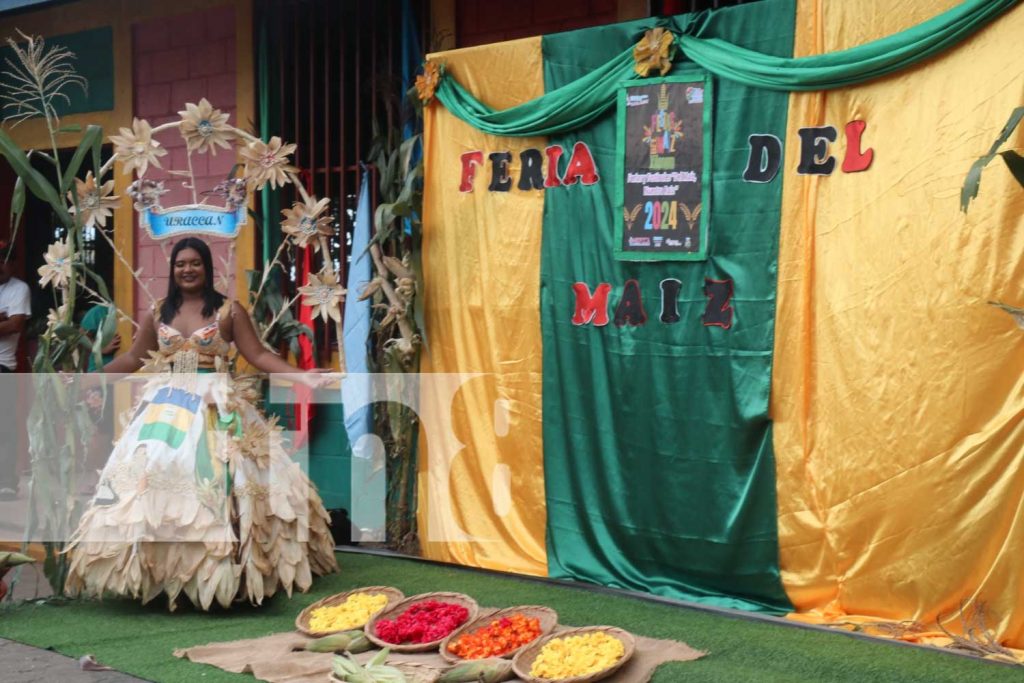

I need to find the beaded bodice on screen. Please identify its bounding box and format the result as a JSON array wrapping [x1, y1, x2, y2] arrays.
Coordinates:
[[155, 301, 232, 372]]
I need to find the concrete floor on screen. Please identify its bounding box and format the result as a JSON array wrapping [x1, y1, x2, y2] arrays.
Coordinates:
[[4, 562, 53, 600], [0, 639, 148, 682]]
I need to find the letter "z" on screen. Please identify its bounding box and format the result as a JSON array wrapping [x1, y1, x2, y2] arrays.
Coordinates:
[[702, 278, 734, 329]]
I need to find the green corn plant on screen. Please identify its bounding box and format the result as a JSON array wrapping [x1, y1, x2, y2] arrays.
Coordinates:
[[0, 31, 135, 597], [961, 107, 1024, 328], [363, 112, 424, 553]]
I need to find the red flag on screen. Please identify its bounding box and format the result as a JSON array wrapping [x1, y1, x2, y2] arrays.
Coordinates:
[[289, 170, 317, 451]]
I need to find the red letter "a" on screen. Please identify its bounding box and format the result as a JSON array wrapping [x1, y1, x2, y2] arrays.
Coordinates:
[[562, 142, 600, 186], [571, 282, 611, 326]]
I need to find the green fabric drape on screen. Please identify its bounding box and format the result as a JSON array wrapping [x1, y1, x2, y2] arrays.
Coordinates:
[[435, 47, 633, 136], [434, 0, 1016, 137], [541, 0, 795, 611], [683, 0, 1017, 90]]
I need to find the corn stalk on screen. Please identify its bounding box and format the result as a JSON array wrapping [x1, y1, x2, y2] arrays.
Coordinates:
[[0, 32, 119, 598], [364, 122, 423, 552]]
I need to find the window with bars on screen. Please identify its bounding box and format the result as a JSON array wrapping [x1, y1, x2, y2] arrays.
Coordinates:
[[252, 0, 757, 355], [253, 0, 423, 357]]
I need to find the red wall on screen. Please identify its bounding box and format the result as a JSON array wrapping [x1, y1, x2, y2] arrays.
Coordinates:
[[131, 5, 239, 321], [457, 0, 618, 46]]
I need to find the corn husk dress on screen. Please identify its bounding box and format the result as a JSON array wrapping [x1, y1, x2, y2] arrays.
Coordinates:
[[65, 302, 338, 609]]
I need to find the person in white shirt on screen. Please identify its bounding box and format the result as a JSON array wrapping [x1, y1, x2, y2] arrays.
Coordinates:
[[0, 240, 30, 500]]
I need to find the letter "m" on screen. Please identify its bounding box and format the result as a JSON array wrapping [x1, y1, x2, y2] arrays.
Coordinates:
[[571, 282, 611, 326]]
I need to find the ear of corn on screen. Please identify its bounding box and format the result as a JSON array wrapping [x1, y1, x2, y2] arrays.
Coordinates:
[[0, 551, 34, 571], [437, 658, 514, 682], [305, 630, 360, 652], [346, 633, 373, 654], [367, 648, 390, 668], [330, 649, 408, 683]]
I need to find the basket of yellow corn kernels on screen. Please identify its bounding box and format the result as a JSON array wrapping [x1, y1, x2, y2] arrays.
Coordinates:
[[295, 586, 405, 637], [512, 626, 635, 683]]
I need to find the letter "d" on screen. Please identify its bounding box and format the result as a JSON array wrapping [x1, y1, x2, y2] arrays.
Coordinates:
[[743, 134, 782, 183]]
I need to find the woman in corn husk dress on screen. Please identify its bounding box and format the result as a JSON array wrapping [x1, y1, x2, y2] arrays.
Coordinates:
[[65, 237, 338, 610]]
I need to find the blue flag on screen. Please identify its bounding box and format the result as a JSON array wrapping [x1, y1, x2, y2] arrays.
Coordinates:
[[342, 170, 383, 539]]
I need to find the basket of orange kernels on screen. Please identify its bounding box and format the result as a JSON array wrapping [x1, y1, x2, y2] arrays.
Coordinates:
[[440, 606, 558, 663]]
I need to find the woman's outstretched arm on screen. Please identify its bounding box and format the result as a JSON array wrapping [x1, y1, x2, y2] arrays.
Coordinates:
[[102, 312, 158, 374], [228, 301, 322, 375]]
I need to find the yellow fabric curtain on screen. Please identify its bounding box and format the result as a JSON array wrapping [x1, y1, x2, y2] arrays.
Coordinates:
[[416, 38, 548, 576], [774, 0, 1024, 646]]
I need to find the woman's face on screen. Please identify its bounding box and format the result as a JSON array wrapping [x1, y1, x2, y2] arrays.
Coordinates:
[[172, 247, 206, 294]]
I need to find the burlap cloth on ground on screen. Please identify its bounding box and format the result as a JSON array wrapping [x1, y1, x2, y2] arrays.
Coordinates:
[[174, 609, 706, 683]]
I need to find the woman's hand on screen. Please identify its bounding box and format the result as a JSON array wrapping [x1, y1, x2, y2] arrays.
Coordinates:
[[101, 334, 122, 356], [270, 369, 339, 389], [301, 368, 340, 389]]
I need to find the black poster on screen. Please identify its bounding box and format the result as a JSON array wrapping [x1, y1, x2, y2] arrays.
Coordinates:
[[615, 74, 710, 261]]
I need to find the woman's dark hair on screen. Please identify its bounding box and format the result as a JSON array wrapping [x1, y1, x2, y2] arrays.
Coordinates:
[[159, 237, 226, 324]]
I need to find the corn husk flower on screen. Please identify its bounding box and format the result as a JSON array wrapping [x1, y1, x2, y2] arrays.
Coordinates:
[[280, 196, 333, 250], [126, 179, 168, 211], [178, 98, 235, 155], [207, 178, 248, 210], [415, 61, 441, 103], [633, 28, 675, 77], [68, 171, 119, 228], [299, 270, 345, 323], [45, 302, 69, 330], [236, 416, 283, 469], [109, 117, 167, 176], [38, 237, 74, 289], [240, 136, 297, 190]]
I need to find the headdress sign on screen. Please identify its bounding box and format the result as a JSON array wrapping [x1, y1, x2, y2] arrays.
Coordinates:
[[111, 99, 292, 241], [141, 204, 247, 239]]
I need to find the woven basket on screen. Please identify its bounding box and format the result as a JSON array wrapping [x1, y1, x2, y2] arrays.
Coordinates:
[[364, 591, 480, 653], [511, 626, 636, 683], [294, 586, 404, 637], [439, 605, 559, 664]]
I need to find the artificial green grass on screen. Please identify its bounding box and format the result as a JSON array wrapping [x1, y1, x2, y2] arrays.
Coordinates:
[[0, 551, 1018, 682]]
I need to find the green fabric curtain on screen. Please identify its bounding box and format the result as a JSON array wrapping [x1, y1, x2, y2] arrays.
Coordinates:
[[436, 47, 633, 137], [541, 0, 795, 611], [435, 0, 1016, 137], [683, 0, 1017, 90]]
